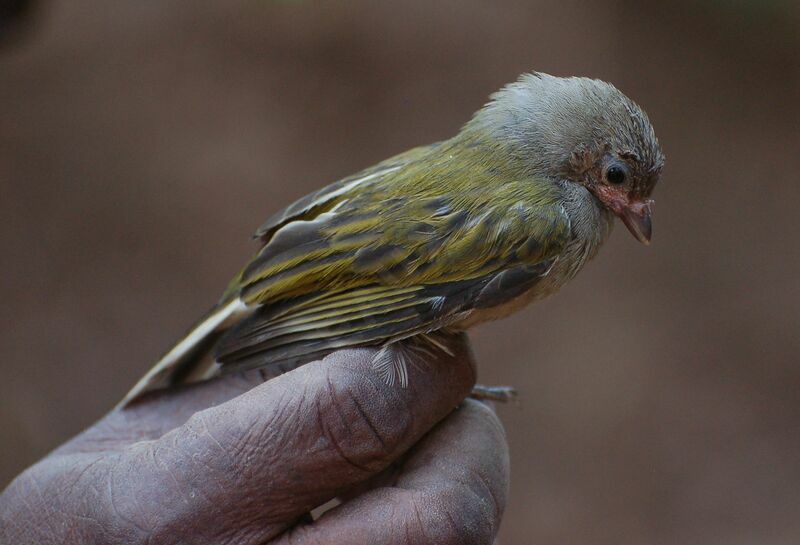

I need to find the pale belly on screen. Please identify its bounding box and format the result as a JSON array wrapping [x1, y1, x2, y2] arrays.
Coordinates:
[[452, 284, 550, 329], [450, 256, 575, 329]]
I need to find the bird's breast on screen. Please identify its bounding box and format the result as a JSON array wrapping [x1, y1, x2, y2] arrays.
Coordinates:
[[452, 187, 614, 330]]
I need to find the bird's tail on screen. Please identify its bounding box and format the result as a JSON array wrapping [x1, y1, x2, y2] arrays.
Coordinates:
[[117, 298, 251, 409]]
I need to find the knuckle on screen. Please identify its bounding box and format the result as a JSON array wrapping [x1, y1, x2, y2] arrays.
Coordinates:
[[314, 370, 411, 472], [180, 409, 241, 475]]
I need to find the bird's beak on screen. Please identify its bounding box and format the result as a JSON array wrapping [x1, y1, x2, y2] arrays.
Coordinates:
[[591, 185, 654, 245], [619, 199, 653, 245]]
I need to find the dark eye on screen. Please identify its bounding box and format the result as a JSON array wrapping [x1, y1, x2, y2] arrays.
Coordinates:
[[606, 165, 627, 185]]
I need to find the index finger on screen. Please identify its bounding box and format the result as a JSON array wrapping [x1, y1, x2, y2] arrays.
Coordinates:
[[100, 334, 476, 544]]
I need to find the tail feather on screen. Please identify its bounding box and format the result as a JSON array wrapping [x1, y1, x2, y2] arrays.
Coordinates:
[[117, 298, 250, 408]]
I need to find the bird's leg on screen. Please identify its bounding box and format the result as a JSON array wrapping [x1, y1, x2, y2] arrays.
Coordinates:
[[370, 332, 517, 402], [470, 384, 518, 403]]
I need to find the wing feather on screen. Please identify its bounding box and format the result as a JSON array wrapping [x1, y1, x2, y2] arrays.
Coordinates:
[[253, 144, 439, 241], [215, 260, 559, 376], [123, 138, 572, 404], [211, 169, 571, 374]]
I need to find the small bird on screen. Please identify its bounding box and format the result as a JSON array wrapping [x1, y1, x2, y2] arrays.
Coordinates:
[[122, 72, 664, 406]]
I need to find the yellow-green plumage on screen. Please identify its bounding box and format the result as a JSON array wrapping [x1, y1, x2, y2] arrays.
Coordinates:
[[122, 72, 663, 404], [238, 138, 568, 302], [210, 135, 570, 372]]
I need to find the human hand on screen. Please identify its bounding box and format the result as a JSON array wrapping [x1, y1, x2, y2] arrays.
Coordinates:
[[0, 336, 509, 544]]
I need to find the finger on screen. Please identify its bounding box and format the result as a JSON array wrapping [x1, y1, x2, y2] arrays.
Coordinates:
[[335, 398, 502, 504], [276, 399, 510, 545], [99, 335, 476, 544], [55, 368, 282, 453]]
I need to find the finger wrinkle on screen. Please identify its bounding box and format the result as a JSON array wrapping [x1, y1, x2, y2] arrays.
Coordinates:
[[255, 387, 292, 444], [133, 438, 226, 537], [344, 386, 387, 450], [465, 465, 502, 521], [148, 443, 191, 510], [105, 461, 152, 541], [411, 499, 434, 544], [325, 375, 359, 443], [2, 471, 59, 542], [419, 488, 496, 545], [313, 392, 373, 474], [197, 412, 233, 459], [309, 366, 413, 474], [402, 488, 496, 545], [178, 409, 250, 484], [63, 454, 106, 495], [161, 428, 226, 499]]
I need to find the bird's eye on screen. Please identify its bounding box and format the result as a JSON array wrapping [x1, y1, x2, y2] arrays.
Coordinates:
[[606, 165, 627, 185]]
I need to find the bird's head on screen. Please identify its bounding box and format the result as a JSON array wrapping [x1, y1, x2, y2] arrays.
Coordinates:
[[469, 72, 665, 244]]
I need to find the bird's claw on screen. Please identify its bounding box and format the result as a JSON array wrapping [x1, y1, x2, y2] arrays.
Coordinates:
[[470, 384, 518, 403]]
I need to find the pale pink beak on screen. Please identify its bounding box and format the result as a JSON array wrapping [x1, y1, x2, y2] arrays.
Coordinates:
[[619, 199, 653, 245], [592, 185, 655, 245]]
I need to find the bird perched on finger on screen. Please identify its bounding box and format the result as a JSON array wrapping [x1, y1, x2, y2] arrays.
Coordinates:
[[121, 72, 664, 407]]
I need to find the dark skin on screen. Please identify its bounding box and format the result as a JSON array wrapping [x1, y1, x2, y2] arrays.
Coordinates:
[[0, 335, 509, 544]]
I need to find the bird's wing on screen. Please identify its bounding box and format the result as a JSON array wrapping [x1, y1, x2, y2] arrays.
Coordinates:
[[252, 144, 440, 242], [214, 181, 571, 374], [121, 144, 570, 405], [120, 146, 438, 406]]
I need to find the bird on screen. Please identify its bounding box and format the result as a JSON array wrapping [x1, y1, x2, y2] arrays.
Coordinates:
[[120, 72, 664, 407]]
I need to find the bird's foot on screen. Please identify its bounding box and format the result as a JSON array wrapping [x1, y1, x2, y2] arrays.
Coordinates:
[[470, 384, 518, 403]]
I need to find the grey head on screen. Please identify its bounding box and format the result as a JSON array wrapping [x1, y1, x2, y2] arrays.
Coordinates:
[[467, 72, 665, 244]]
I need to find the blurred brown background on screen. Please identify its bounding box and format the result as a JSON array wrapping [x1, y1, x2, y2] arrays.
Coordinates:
[[1, 1, 799, 543]]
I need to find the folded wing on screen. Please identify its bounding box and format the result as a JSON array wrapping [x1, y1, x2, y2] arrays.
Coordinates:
[[215, 185, 570, 374]]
